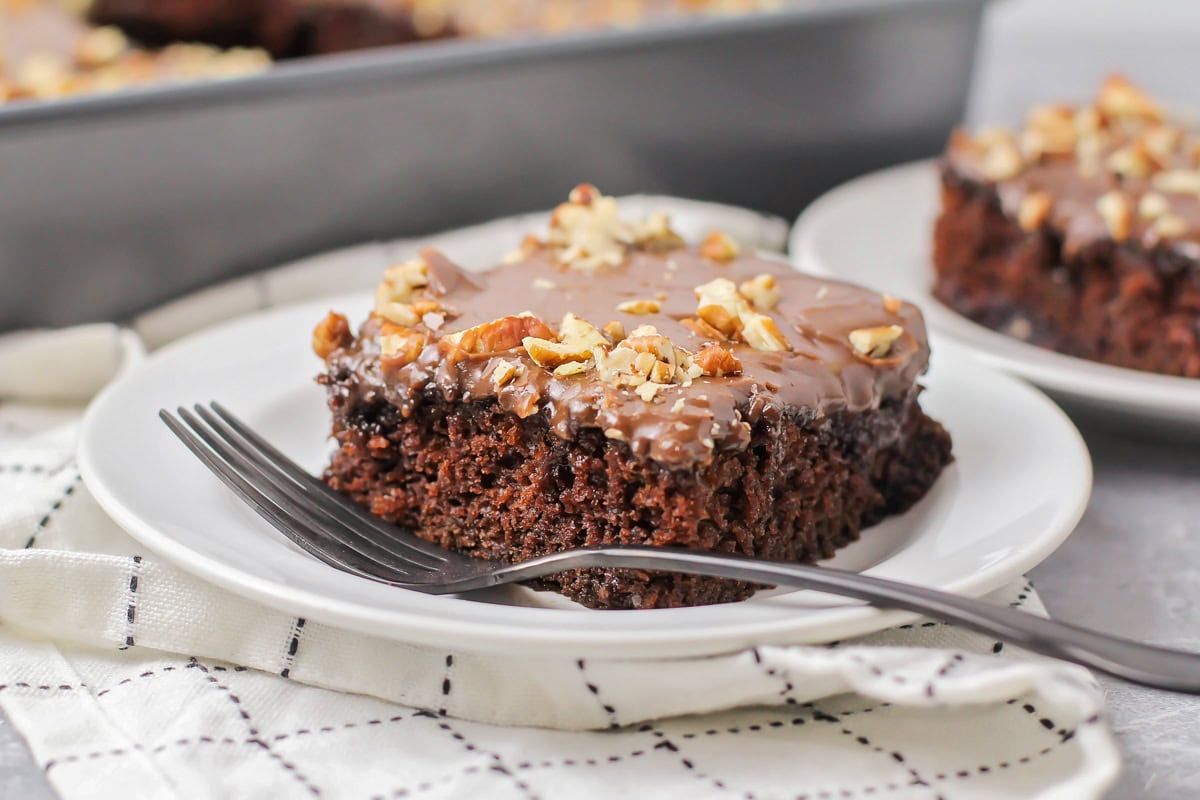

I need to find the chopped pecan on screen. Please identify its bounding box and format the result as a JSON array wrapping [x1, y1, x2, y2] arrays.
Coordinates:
[[631, 212, 686, 252], [75, 26, 129, 69], [616, 298, 662, 315], [681, 316, 728, 341], [1152, 169, 1200, 196], [1020, 105, 1076, 159], [311, 311, 352, 361], [1096, 74, 1160, 122], [694, 277, 790, 352], [374, 257, 431, 326], [379, 325, 428, 368], [491, 360, 523, 389], [602, 320, 627, 343], [1153, 214, 1188, 238], [1018, 191, 1054, 232], [848, 325, 903, 359], [1096, 191, 1132, 241], [741, 314, 789, 352], [978, 130, 1023, 180], [522, 313, 608, 368], [739, 274, 780, 310], [635, 382, 662, 402], [1138, 192, 1170, 220], [547, 184, 632, 272], [698, 231, 740, 263], [694, 277, 745, 336], [694, 343, 743, 377], [1106, 140, 1161, 178], [441, 315, 555, 356]]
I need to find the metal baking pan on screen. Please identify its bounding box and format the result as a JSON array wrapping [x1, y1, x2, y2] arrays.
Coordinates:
[[0, 0, 987, 329]]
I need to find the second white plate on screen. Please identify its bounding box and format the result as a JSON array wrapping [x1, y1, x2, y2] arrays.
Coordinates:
[[791, 160, 1200, 431], [79, 293, 1091, 659]]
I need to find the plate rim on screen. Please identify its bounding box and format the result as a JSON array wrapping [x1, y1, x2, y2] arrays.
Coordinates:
[[77, 293, 1093, 659], [789, 158, 1200, 418]]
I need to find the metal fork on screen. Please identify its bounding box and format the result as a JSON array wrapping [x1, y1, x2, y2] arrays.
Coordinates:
[[161, 402, 1200, 694]]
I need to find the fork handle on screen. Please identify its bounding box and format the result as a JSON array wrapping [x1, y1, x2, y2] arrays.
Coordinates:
[[472, 547, 1200, 693]]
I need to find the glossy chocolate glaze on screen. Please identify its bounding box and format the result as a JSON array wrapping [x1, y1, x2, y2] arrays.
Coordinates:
[[944, 77, 1200, 265], [327, 244, 930, 468], [946, 147, 1200, 263]]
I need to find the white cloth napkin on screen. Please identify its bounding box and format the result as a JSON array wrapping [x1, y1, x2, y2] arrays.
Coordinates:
[[0, 199, 1119, 799]]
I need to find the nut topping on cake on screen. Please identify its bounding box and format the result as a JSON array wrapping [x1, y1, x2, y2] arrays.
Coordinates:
[[694, 278, 791, 352], [375, 258, 431, 327], [1153, 214, 1188, 238], [1138, 192, 1170, 220], [741, 314, 790, 352], [953, 76, 1200, 211], [1021, 105, 1077, 159], [547, 184, 632, 272], [75, 26, 130, 69], [1096, 191, 1133, 240], [680, 316, 729, 341], [1105, 140, 1160, 178], [598, 325, 704, 394], [542, 184, 685, 272], [1151, 169, 1200, 196], [698, 231, 741, 263], [602, 320, 627, 342], [616, 299, 662, 315], [379, 325, 428, 367], [442, 314, 555, 356], [312, 311, 352, 361], [974, 130, 1024, 181], [1096, 75, 1161, 123], [631, 213, 686, 253], [694, 343, 743, 377], [522, 313, 608, 370], [739, 274, 781, 310], [849, 325, 904, 359], [1018, 191, 1054, 232], [491, 360, 524, 389]]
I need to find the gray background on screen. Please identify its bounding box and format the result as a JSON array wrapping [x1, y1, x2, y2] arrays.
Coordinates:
[[3, 0, 1199, 797]]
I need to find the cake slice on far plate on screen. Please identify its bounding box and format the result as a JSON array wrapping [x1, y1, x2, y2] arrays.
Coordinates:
[[313, 185, 952, 609], [935, 75, 1200, 378]]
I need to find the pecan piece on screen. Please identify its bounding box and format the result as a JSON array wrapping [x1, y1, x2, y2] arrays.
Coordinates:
[[694, 343, 743, 377], [312, 311, 352, 361], [441, 315, 555, 356]]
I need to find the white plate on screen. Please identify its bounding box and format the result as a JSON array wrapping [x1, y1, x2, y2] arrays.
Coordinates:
[[78, 293, 1091, 659], [790, 160, 1200, 430]]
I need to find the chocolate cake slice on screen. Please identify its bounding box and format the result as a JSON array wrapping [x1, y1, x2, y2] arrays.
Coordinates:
[[935, 75, 1200, 378], [314, 186, 952, 609]]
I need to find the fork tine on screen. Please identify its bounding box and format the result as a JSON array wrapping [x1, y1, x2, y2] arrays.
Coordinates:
[[160, 410, 404, 582], [171, 407, 432, 577], [207, 401, 453, 565]]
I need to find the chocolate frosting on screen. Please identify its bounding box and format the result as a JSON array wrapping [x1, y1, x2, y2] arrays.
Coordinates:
[[944, 77, 1200, 264], [328, 245, 929, 468], [947, 146, 1200, 263]]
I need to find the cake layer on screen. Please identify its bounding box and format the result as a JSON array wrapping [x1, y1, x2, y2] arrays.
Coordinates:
[[322, 378, 951, 609]]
